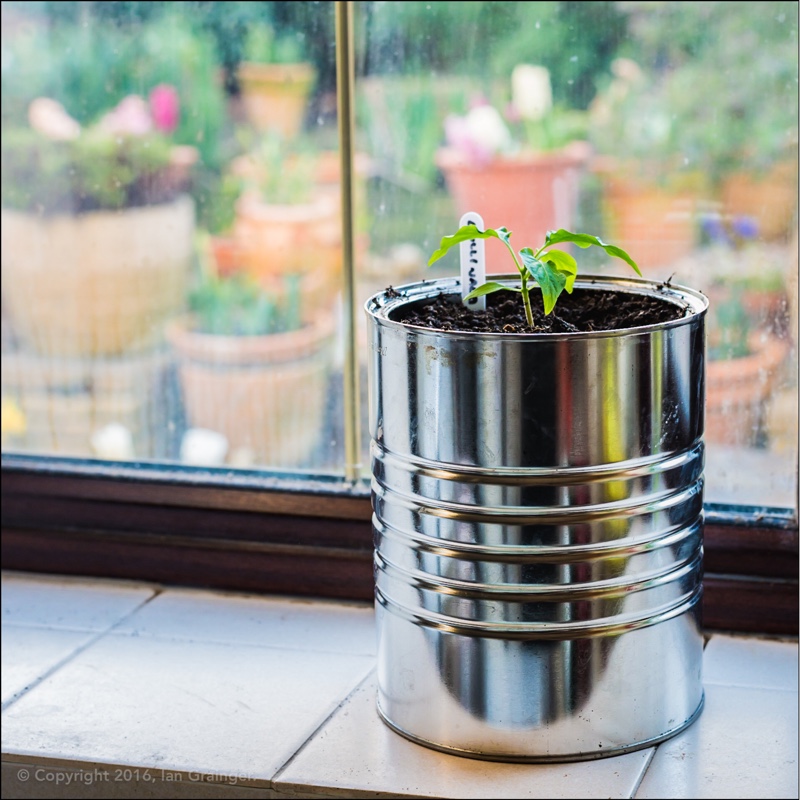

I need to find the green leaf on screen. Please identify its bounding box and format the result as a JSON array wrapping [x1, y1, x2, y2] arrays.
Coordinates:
[[542, 229, 642, 275], [463, 281, 521, 301], [428, 224, 511, 266], [539, 248, 578, 293], [519, 249, 568, 315]]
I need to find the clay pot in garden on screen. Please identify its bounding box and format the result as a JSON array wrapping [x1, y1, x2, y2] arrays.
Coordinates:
[[232, 191, 342, 321], [167, 312, 337, 468], [706, 333, 791, 446], [1, 196, 194, 357], [436, 144, 588, 271], [237, 62, 316, 139], [595, 171, 702, 271], [0, 348, 173, 459], [209, 235, 245, 278], [720, 159, 799, 242]]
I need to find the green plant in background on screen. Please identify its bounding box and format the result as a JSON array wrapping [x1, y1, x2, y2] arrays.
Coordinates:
[[512, 78, 589, 154], [194, 172, 243, 236], [588, 57, 691, 183], [189, 271, 303, 337], [257, 138, 317, 206], [356, 1, 628, 258], [193, 1, 334, 97], [428, 224, 640, 325], [1, 3, 232, 232], [486, 2, 627, 109], [707, 286, 753, 361], [357, 2, 624, 184], [360, 1, 502, 77], [1, 128, 73, 213], [242, 19, 306, 64], [668, 5, 797, 182], [360, 2, 625, 109], [595, 1, 798, 184], [1, 125, 177, 214], [1, 5, 226, 169], [357, 74, 473, 186], [232, 129, 320, 205]]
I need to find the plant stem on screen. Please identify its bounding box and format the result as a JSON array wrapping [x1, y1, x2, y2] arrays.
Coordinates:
[[520, 274, 534, 328], [502, 235, 535, 329]]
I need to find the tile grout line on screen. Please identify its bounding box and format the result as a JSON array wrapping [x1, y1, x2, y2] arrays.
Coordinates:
[[97, 629, 377, 657], [630, 617, 698, 798], [270, 665, 377, 790], [2, 620, 140, 634], [1, 589, 164, 713], [629, 745, 657, 799]]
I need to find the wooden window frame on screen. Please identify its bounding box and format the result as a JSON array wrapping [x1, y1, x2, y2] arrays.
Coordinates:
[[2, 454, 797, 636]]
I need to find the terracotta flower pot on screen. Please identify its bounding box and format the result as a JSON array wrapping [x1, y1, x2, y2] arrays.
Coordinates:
[[436, 144, 588, 271], [1, 348, 172, 458], [167, 312, 336, 468], [1, 196, 194, 357], [232, 191, 342, 321], [237, 62, 316, 139], [209, 236, 245, 278], [706, 333, 791, 446], [720, 159, 798, 242], [596, 171, 702, 271]]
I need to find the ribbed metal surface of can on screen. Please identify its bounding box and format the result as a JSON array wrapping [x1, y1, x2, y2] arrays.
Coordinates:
[[366, 275, 708, 761]]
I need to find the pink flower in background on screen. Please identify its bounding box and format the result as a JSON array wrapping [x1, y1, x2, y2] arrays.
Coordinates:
[[100, 95, 153, 136], [467, 92, 490, 110], [94, 86, 179, 137], [504, 101, 521, 124], [149, 84, 180, 134], [444, 104, 513, 166]]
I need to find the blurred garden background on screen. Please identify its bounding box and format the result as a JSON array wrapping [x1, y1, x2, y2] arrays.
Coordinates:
[[0, 1, 797, 507]]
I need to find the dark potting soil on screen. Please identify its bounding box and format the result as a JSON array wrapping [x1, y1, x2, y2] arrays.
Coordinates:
[[392, 285, 686, 334]]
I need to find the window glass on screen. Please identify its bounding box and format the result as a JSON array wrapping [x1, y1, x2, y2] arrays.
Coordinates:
[[1, 1, 797, 510], [1, 0, 345, 474], [355, 0, 798, 508]]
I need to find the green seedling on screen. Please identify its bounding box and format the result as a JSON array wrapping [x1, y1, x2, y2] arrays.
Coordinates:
[[428, 225, 641, 327]]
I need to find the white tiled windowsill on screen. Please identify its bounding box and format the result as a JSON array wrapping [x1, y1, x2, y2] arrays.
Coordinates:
[[1, 571, 797, 799]]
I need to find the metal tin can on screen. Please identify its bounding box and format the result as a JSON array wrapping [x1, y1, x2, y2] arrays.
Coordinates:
[[366, 275, 708, 762]]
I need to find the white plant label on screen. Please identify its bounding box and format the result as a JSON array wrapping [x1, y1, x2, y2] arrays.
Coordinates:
[[459, 211, 486, 311]]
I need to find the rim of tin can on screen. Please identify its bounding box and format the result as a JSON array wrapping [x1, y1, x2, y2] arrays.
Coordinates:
[[364, 274, 708, 340]]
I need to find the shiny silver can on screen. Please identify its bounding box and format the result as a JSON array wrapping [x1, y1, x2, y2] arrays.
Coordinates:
[[366, 275, 708, 762]]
